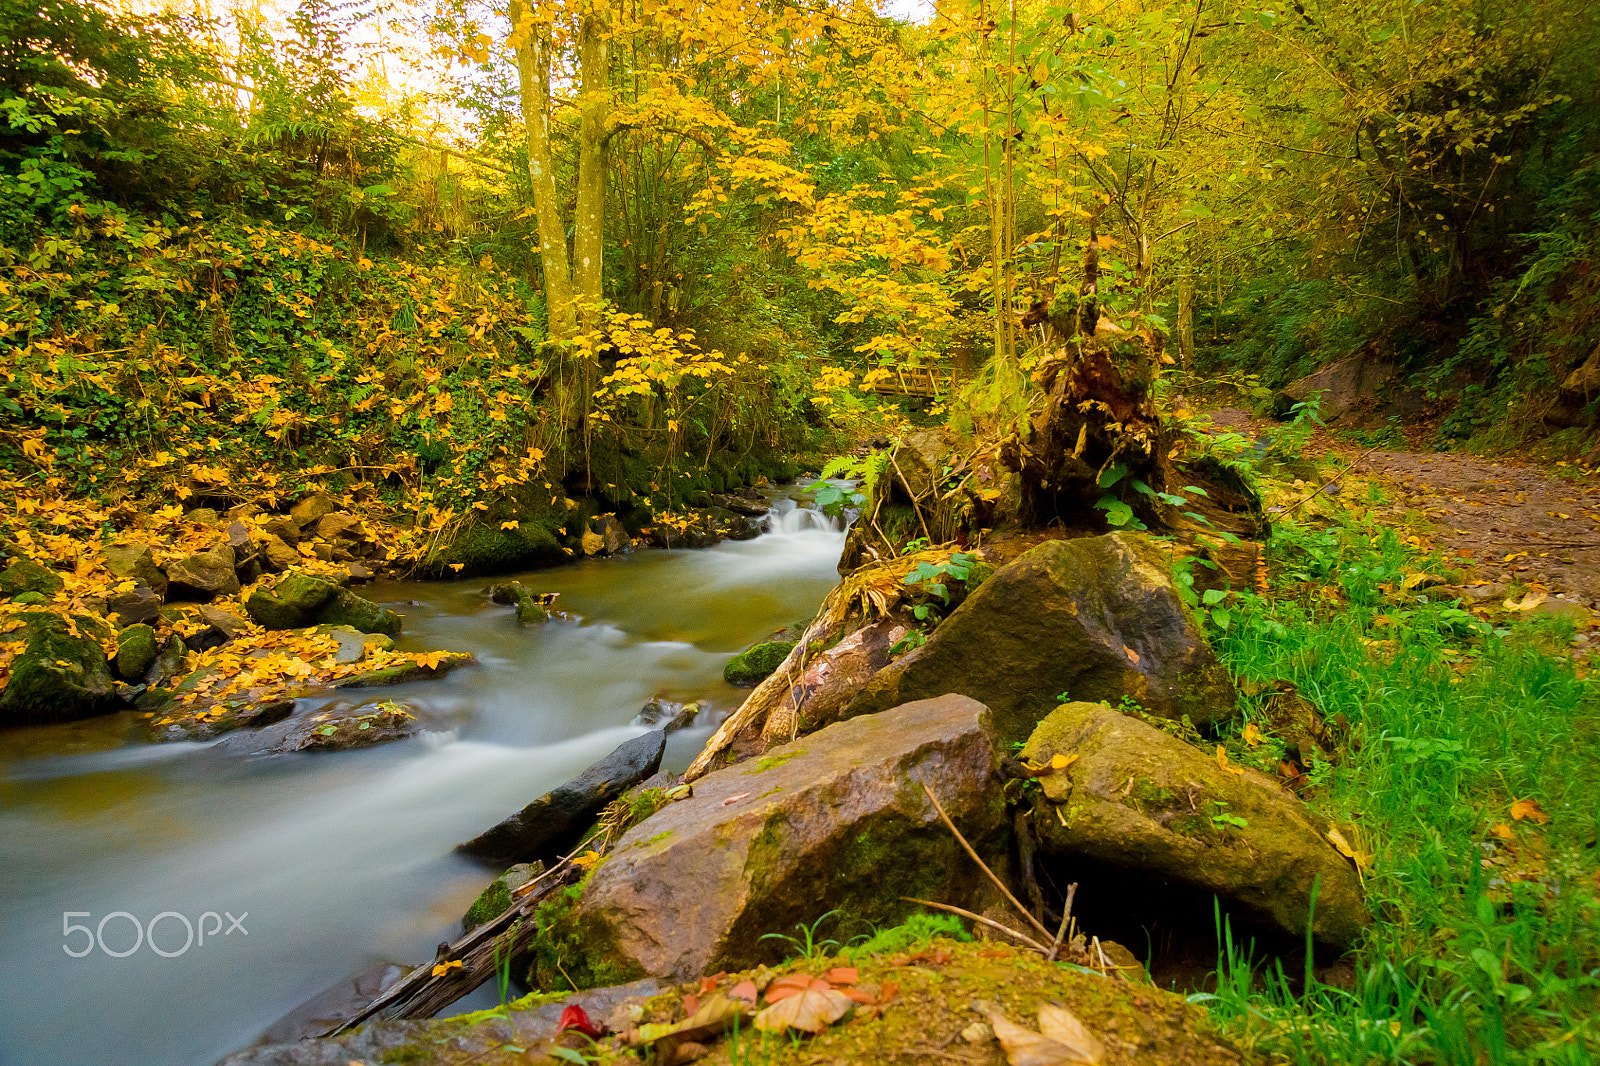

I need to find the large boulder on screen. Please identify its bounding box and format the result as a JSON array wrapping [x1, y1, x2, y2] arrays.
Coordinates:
[[1274, 350, 1394, 424], [457, 729, 668, 868], [1024, 702, 1368, 949], [0, 612, 115, 725], [566, 694, 1006, 984], [166, 545, 240, 601], [846, 535, 1236, 745]]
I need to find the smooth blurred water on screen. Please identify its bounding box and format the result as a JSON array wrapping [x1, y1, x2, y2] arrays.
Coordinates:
[[0, 489, 844, 1066]]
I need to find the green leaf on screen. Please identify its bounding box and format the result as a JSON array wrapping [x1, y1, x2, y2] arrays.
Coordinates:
[[1095, 495, 1134, 527], [1202, 588, 1229, 606]]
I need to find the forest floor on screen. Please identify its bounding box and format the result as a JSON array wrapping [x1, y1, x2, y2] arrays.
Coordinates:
[[1205, 406, 1600, 616]]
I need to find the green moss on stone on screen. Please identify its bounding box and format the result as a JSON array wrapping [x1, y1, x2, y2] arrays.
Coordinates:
[[724, 640, 795, 686]]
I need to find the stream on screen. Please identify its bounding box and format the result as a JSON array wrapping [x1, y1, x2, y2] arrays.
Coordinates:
[[0, 491, 845, 1066]]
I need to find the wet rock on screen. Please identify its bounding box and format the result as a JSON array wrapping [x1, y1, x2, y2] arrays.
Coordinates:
[[711, 492, 770, 518], [153, 690, 296, 742], [255, 961, 414, 1045], [458, 729, 668, 867], [888, 427, 956, 503], [166, 545, 240, 602], [636, 698, 699, 732], [345, 562, 373, 585], [723, 640, 795, 686], [337, 651, 475, 688], [289, 492, 342, 528], [462, 861, 544, 934], [186, 507, 221, 527], [0, 557, 64, 600], [106, 584, 162, 626], [280, 701, 417, 752], [489, 581, 554, 625], [569, 694, 1005, 983], [149, 634, 189, 685], [0, 612, 116, 725], [323, 625, 393, 663], [1023, 702, 1368, 949], [114, 624, 159, 682], [846, 534, 1237, 744]]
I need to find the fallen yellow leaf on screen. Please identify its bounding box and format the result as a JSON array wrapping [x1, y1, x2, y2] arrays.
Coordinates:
[[1242, 722, 1262, 747], [1510, 798, 1549, 825]]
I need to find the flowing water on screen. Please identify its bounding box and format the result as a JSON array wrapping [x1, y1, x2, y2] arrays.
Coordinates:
[[0, 491, 845, 1066]]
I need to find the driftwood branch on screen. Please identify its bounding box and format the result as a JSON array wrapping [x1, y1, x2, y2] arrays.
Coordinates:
[[326, 857, 581, 1034], [682, 608, 842, 781]]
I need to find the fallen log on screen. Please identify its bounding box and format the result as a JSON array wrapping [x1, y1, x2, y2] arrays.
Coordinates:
[[325, 856, 582, 1033]]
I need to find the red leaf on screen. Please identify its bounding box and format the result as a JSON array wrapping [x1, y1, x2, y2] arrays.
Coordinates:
[[765, 973, 819, 1003], [699, 976, 720, 994], [683, 993, 700, 1016], [825, 967, 858, 985], [729, 980, 759, 1005], [556, 1004, 604, 1039], [842, 988, 876, 1004], [879, 981, 900, 1004]]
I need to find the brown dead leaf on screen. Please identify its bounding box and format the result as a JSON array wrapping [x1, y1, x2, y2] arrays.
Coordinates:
[[764, 973, 822, 1003], [1037, 1004, 1106, 1064], [989, 1007, 1103, 1066], [753, 984, 853, 1033], [1510, 798, 1549, 825]]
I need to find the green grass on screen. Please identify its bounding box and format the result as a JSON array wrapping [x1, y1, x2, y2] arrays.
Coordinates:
[[1200, 512, 1600, 1064]]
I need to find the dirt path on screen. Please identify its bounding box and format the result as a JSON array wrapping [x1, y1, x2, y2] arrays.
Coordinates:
[[1204, 407, 1600, 614]]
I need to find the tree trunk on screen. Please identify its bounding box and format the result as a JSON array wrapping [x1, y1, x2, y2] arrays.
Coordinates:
[[510, 0, 577, 339]]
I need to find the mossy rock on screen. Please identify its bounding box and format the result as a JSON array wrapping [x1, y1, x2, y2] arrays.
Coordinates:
[[723, 640, 794, 686], [245, 571, 339, 629], [423, 489, 571, 577], [115, 624, 159, 682], [318, 587, 403, 636], [0, 558, 64, 600], [0, 612, 115, 725], [462, 862, 544, 935]]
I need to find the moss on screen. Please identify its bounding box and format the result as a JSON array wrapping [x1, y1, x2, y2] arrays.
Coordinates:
[[525, 882, 646, 992], [641, 830, 674, 847], [463, 881, 513, 933], [379, 1046, 426, 1063], [745, 750, 805, 774], [723, 640, 795, 686], [847, 912, 970, 960]]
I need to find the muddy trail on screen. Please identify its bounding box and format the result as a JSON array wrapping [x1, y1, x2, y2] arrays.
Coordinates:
[[1205, 407, 1600, 620]]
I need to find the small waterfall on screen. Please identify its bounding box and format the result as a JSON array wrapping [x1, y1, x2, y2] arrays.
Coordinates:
[[762, 496, 843, 534]]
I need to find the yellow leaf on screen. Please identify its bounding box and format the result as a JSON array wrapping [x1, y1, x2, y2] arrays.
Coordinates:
[[1490, 823, 1514, 840], [1324, 825, 1376, 870], [1215, 745, 1244, 777], [1510, 798, 1549, 825], [499, 520, 520, 531], [1242, 722, 1263, 747], [1049, 752, 1078, 771], [430, 960, 463, 977], [571, 850, 602, 870]]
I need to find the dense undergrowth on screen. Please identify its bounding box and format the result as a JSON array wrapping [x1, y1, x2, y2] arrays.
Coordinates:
[[1202, 504, 1600, 1064]]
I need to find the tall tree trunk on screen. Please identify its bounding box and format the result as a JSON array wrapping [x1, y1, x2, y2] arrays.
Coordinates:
[[509, 0, 577, 339]]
